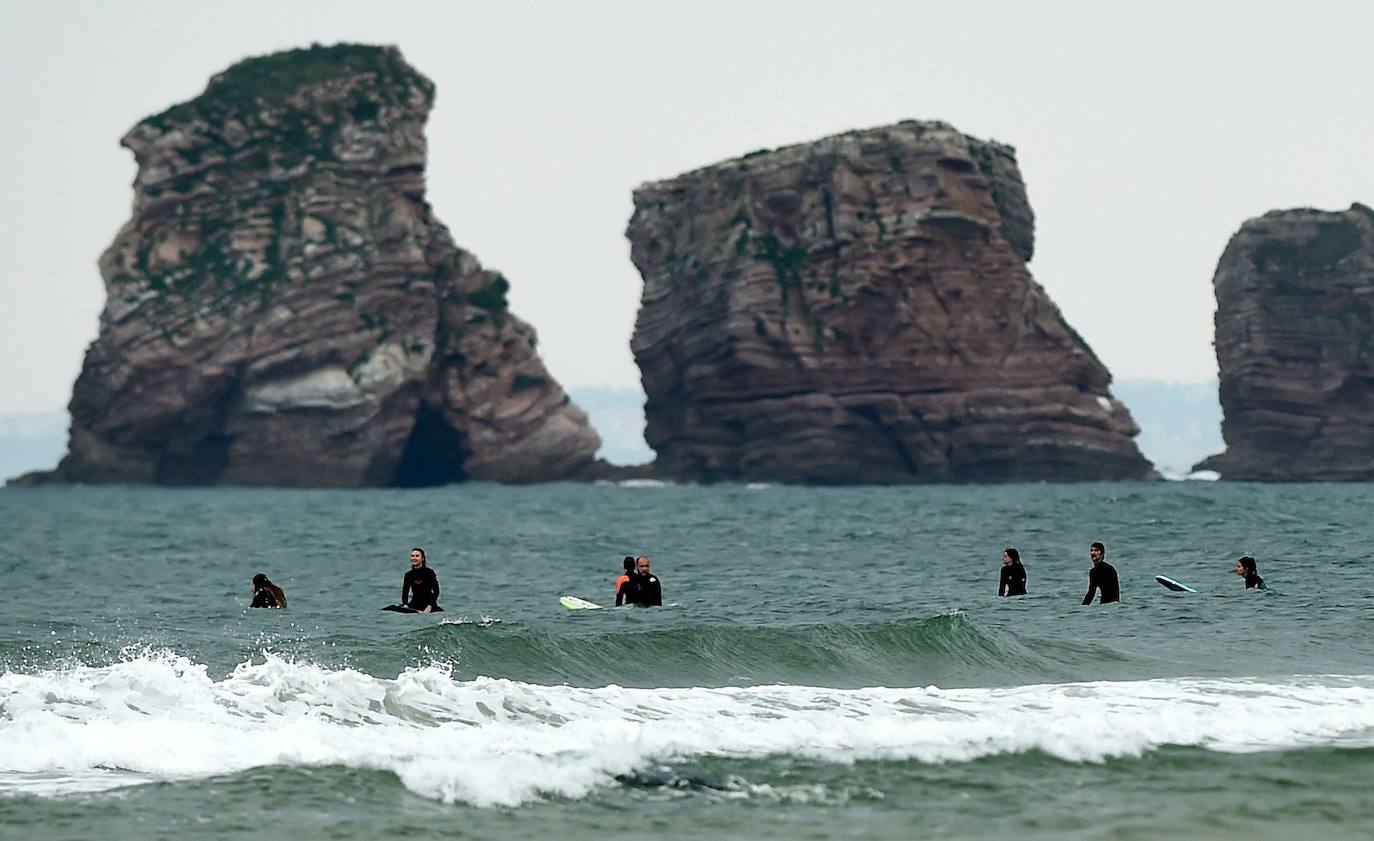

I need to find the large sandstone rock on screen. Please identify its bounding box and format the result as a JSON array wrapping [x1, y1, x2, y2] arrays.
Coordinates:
[[1195, 204, 1374, 480], [627, 120, 1152, 483], [28, 44, 600, 486]]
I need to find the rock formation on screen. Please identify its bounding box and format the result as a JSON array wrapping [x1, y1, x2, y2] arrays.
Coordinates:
[[28, 44, 600, 487], [627, 121, 1153, 483], [1195, 204, 1374, 480]]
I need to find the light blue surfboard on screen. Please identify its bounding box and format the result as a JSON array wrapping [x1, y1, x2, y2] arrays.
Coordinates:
[[1155, 575, 1197, 593]]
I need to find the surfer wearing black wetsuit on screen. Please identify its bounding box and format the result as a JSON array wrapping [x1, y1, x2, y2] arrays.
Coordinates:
[[1082, 541, 1119, 605], [998, 548, 1027, 597], [614, 556, 635, 607], [627, 555, 662, 607], [1235, 556, 1265, 590], [402, 547, 441, 612], [249, 573, 287, 608]]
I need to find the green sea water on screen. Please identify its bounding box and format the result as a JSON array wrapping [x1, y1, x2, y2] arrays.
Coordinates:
[[2, 481, 1373, 840]]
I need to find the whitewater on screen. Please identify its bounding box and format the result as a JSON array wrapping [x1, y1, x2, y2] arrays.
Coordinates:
[[5, 651, 1374, 808]]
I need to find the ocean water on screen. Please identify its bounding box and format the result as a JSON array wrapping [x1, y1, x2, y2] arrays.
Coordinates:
[[2, 481, 1373, 840]]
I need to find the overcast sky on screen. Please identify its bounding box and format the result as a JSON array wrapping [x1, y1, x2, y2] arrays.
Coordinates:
[[1, 0, 1371, 413]]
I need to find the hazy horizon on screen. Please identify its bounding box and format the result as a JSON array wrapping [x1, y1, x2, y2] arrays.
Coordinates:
[[3, 1, 1372, 413], [0, 378, 1223, 481]]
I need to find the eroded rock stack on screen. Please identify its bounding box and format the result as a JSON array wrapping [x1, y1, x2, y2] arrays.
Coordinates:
[[627, 121, 1152, 483], [31, 44, 599, 486], [1195, 204, 1374, 480]]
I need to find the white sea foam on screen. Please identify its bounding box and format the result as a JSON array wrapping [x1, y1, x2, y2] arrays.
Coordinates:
[[3, 653, 1374, 806]]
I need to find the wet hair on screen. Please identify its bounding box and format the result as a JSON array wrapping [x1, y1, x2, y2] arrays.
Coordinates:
[[411, 547, 426, 564], [1004, 548, 1020, 564], [1091, 541, 1106, 555], [623, 556, 635, 572], [252, 573, 287, 608], [1238, 556, 1257, 575]]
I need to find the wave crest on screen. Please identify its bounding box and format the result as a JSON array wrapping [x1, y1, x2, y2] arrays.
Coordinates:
[[4, 653, 1374, 806]]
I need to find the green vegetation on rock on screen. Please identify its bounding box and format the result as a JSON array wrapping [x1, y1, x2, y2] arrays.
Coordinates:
[[467, 275, 511, 311], [755, 233, 805, 291], [967, 140, 1015, 244], [1251, 217, 1363, 272], [143, 43, 430, 130], [511, 373, 548, 393]]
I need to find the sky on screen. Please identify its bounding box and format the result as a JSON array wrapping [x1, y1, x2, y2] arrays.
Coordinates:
[[1, 0, 1371, 413]]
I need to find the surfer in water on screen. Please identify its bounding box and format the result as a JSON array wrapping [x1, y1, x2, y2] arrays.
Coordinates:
[[614, 556, 635, 606], [1082, 541, 1120, 605], [401, 547, 441, 612], [627, 555, 663, 607], [998, 548, 1027, 596], [1235, 556, 1266, 590], [249, 573, 287, 608]]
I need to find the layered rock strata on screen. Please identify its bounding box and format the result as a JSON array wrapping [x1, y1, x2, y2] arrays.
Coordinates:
[[628, 121, 1152, 483], [1196, 204, 1374, 480], [31, 44, 600, 486]]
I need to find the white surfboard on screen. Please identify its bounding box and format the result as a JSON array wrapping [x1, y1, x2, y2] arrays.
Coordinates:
[[1155, 575, 1197, 593], [560, 595, 603, 610]]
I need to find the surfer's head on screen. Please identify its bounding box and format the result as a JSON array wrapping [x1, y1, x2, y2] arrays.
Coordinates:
[[251, 573, 270, 591], [1003, 548, 1020, 566], [623, 556, 635, 573], [410, 547, 426, 568], [636, 555, 651, 575], [1236, 556, 1257, 576], [1089, 542, 1105, 564]]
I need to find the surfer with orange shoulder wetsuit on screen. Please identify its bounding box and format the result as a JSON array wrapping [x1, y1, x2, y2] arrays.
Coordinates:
[[614, 556, 635, 606]]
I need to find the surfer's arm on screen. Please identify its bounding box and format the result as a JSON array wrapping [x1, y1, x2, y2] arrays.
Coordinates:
[[401, 576, 411, 607], [998, 567, 1008, 597]]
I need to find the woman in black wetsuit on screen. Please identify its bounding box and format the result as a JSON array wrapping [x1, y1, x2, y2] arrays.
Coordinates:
[[999, 548, 1027, 597], [1235, 556, 1265, 590], [250, 573, 287, 608], [401, 547, 442, 612]]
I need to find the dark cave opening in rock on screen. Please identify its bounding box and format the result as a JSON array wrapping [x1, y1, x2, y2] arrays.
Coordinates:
[[392, 405, 466, 487], [155, 435, 233, 485]]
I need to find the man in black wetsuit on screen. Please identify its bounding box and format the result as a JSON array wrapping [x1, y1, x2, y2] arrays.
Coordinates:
[[402, 547, 441, 612], [1082, 541, 1119, 605], [998, 548, 1027, 597], [627, 555, 662, 607]]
